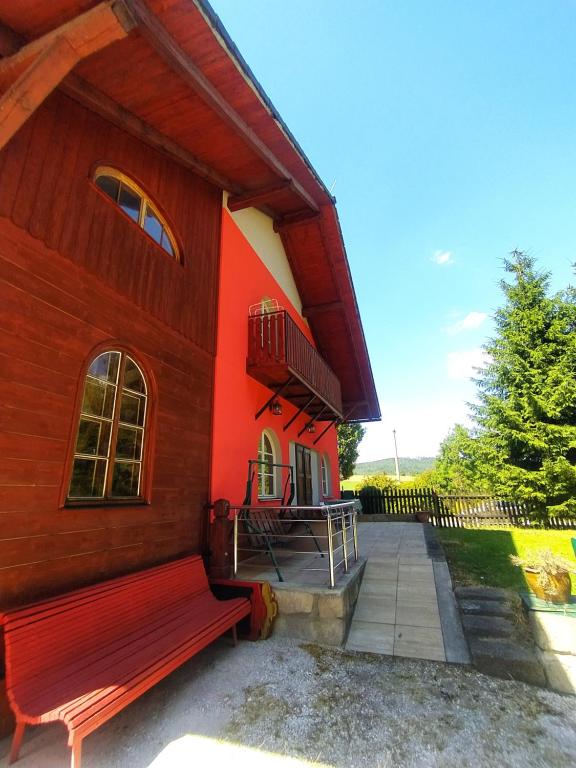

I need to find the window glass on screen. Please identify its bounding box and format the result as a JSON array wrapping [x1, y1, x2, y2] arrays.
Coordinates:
[[123, 357, 147, 393], [160, 230, 174, 256], [111, 461, 141, 497], [95, 174, 120, 202], [118, 183, 141, 222], [68, 352, 148, 502], [93, 167, 179, 260], [69, 458, 108, 498], [143, 204, 163, 244]]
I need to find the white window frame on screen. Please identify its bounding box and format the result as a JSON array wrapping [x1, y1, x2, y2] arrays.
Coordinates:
[[258, 430, 278, 498], [321, 454, 330, 497]]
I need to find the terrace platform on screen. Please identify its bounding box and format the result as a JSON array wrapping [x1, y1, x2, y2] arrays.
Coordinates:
[[236, 551, 366, 646], [237, 521, 470, 663]]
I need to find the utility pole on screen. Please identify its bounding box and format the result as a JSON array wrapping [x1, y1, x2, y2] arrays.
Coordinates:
[[392, 429, 400, 482]]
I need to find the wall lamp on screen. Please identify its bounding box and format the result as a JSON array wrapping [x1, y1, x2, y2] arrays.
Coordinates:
[[270, 399, 283, 416]]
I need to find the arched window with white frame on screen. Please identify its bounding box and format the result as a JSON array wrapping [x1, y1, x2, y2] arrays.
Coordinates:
[[258, 429, 280, 498], [68, 350, 149, 503]]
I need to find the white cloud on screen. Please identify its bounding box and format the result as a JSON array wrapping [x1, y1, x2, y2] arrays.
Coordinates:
[[446, 347, 490, 380], [431, 249, 454, 266], [446, 311, 488, 335]]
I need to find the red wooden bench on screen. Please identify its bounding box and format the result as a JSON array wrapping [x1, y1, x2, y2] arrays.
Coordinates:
[[1, 555, 251, 768]]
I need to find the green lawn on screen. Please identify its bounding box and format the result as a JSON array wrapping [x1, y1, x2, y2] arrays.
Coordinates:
[[437, 527, 576, 595]]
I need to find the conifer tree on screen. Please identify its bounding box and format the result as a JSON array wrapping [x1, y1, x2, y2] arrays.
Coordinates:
[[471, 251, 576, 516], [337, 423, 366, 480]]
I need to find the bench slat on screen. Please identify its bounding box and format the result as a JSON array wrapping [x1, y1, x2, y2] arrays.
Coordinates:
[[12, 596, 246, 715], [2, 555, 252, 768]]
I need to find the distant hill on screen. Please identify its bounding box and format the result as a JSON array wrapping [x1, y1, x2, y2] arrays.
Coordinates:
[[354, 457, 436, 477]]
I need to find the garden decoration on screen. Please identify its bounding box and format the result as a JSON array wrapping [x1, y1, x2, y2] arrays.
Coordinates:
[[510, 549, 575, 603]]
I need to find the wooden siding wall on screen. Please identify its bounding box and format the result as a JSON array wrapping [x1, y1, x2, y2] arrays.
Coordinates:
[[0, 91, 221, 348], [0, 91, 222, 615]]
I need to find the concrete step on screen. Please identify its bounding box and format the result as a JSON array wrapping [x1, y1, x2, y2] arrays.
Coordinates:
[[455, 586, 511, 601], [462, 614, 515, 639], [468, 637, 546, 687], [459, 599, 514, 618]]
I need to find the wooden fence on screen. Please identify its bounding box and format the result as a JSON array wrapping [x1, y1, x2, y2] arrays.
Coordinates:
[[354, 487, 576, 529]]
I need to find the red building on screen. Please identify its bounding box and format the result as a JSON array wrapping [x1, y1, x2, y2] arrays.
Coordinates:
[[0, 0, 379, 730]]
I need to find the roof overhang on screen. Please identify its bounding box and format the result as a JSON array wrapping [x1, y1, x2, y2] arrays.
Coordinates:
[[0, 0, 381, 422]]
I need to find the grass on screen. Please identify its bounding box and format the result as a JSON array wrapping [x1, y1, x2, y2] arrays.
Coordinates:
[[437, 527, 576, 595]]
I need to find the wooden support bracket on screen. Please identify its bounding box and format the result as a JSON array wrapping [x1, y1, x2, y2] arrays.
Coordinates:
[[0, 1, 134, 150], [227, 180, 293, 212]]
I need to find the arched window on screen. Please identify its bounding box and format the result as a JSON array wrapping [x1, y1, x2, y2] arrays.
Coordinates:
[[258, 430, 278, 498], [321, 454, 330, 497], [68, 351, 148, 502], [94, 166, 179, 259]]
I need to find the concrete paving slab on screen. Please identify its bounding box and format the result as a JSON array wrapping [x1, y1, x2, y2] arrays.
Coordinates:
[[353, 596, 397, 624], [348, 522, 470, 665], [394, 625, 446, 662], [346, 620, 395, 653], [396, 604, 441, 628]]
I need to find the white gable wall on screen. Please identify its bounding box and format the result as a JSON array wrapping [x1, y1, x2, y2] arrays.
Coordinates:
[[223, 192, 304, 316]]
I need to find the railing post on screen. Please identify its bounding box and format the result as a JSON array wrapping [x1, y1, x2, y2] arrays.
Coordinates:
[[327, 513, 335, 588], [233, 509, 238, 577], [341, 510, 348, 573], [352, 508, 359, 561]]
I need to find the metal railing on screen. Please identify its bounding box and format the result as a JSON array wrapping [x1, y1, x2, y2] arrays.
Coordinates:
[[231, 501, 358, 588]]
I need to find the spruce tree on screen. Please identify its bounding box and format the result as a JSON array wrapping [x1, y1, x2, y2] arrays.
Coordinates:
[[471, 251, 576, 517]]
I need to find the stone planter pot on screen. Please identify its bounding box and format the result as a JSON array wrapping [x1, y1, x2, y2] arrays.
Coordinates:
[[524, 568, 571, 603], [415, 510, 430, 523]]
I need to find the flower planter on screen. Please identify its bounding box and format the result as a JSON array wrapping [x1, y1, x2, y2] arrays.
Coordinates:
[[524, 568, 571, 604]]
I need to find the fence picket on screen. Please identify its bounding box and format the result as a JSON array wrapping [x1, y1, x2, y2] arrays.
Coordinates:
[[354, 486, 576, 529]]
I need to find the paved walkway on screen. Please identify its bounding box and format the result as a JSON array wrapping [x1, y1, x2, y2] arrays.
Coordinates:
[[346, 522, 469, 663]]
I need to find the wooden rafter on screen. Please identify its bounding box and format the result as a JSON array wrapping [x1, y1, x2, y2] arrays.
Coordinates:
[[62, 74, 242, 194], [0, 37, 79, 151], [273, 209, 320, 231], [227, 180, 294, 212], [302, 301, 344, 318], [125, 0, 319, 213], [0, 1, 134, 150]]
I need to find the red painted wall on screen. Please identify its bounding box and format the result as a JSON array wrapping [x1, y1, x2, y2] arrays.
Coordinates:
[[211, 209, 340, 505]]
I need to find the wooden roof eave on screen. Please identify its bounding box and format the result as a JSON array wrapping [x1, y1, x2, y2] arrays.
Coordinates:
[[0, 0, 381, 422]]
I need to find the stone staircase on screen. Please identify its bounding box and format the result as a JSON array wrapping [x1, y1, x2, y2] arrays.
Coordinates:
[[455, 586, 546, 687]]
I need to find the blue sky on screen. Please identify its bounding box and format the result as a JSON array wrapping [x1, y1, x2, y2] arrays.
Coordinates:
[[209, 0, 576, 461]]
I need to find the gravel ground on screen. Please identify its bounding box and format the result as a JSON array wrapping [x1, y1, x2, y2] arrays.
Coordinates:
[[1, 636, 574, 768]]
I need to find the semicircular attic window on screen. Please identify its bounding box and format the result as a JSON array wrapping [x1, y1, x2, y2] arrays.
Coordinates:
[[94, 166, 179, 259]]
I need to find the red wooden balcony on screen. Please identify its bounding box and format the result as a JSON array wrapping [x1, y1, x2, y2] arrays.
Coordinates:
[[247, 311, 343, 420]]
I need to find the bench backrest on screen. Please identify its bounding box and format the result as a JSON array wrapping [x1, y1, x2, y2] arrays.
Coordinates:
[[2, 555, 209, 686]]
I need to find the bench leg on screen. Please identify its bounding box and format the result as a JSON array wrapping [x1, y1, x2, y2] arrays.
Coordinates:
[[8, 721, 25, 764], [71, 736, 82, 768], [231, 623, 238, 647]]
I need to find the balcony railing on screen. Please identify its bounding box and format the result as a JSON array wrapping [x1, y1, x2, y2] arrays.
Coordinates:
[[247, 310, 343, 418]]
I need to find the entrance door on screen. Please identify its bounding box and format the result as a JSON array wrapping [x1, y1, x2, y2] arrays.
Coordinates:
[[295, 444, 313, 506]]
